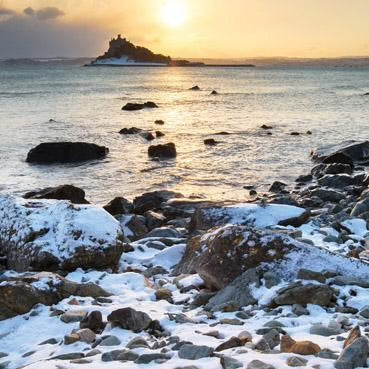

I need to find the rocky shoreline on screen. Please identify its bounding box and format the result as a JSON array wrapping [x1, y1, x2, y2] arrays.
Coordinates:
[[2, 141, 369, 368]]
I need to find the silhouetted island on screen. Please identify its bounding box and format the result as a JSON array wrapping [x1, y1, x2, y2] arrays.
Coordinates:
[[87, 35, 255, 68]]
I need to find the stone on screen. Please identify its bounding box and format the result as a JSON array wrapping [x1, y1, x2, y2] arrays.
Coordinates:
[[312, 141, 369, 163], [254, 338, 271, 352], [264, 271, 281, 288], [310, 324, 343, 336], [238, 330, 253, 343], [155, 119, 165, 125], [262, 329, 280, 349], [39, 338, 58, 345], [318, 174, 362, 189], [103, 197, 133, 215], [144, 210, 167, 230], [286, 356, 308, 367], [178, 344, 213, 360], [77, 328, 96, 344], [0, 196, 124, 272], [107, 307, 152, 332], [220, 356, 243, 369], [126, 337, 150, 349], [344, 326, 361, 348], [24, 185, 88, 204], [80, 311, 105, 333], [351, 197, 369, 217], [133, 190, 183, 214], [122, 101, 158, 111], [281, 335, 321, 355], [309, 189, 345, 203], [155, 288, 173, 301], [26, 142, 108, 164], [215, 337, 244, 352], [211, 90, 218, 95], [135, 353, 169, 364], [204, 138, 219, 146], [334, 336, 369, 369], [271, 282, 336, 307], [146, 227, 181, 238], [102, 349, 138, 362], [119, 127, 142, 134], [298, 269, 327, 283], [189, 85, 200, 90], [247, 360, 276, 369], [99, 335, 121, 346], [60, 310, 87, 323], [126, 215, 148, 239], [148, 142, 177, 158], [156, 130, 165, 137], [330, 276, 369, 288], [64, 333, 80, 345], [0, 272, 109, 321], [359, 305, 369, 319], [140, 132, 155, 141], [269, 181, 287, 193], [261, 124, 273, 130]]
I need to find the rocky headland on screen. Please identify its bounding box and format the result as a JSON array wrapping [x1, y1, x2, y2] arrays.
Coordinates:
[[3, 137, 369, 368]]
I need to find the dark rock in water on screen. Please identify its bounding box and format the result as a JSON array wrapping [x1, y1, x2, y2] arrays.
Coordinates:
[[296, 174, 313, 183], [290, 132, 300, 136], [318, 174, 363, 188], [119, 127, 142, 134], [80, 311, 105, 333], [107, 308, 152, 332], [214, 131, 230, 135], [204, 138, 219, 146], [306, 130, 312, 135], [309, 188, 345, 203], [155, 119, 165, 125], [269, 181, 287, 193], [270, 282, 336, 307], [26, 142, 108, 164], [24, 184, 88, 204], [261, 124, 273, 130], [334, 336, 369, 369], [312, 140, 369, 163], [148, 142, 176, 158], [140, 132, 155, 141], [189, 85, 200, 91], [0, 272, 109, 320], [211, 90, 218, 95], [103, 196, 133, 215], [311, 163, 352, 178], [156, 131, 165, 138], [133, 190, 183, 214], [122, 102, 158, 111]]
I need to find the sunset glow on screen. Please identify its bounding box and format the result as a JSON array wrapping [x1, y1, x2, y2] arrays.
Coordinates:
[[160, 0, 187, 28]]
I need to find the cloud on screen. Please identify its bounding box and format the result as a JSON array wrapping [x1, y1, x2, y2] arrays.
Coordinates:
[[0, 7, 15, 16], [36, 6, 65, 21], [23, 7, 35, 16]]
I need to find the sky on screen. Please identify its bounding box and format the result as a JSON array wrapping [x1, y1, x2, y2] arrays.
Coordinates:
[[0, 0, 369, 58]]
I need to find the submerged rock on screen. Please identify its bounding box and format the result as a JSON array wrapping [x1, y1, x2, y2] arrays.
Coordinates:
[[148, 142, 177, 158], [24, 184, 89, 204], [119, 127, 142, 134], [26, 142, 108, 164], [103, 196, 133, 215], [122, 102, 158, 111], [189, 85, 200, 91], [0, 196, 124, 272], [204, 138, 219, 146]]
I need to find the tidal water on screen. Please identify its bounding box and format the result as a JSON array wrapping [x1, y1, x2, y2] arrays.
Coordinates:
[[1, 63, 369, 204]]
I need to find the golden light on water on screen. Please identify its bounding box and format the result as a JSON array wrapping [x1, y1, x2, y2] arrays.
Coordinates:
[[160, 0, 187, 28]]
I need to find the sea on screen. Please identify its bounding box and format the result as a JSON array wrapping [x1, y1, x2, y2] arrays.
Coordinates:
[[1, 61, 369, 204]]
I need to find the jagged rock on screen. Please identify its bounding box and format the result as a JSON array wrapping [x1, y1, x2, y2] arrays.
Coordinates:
[[351, 197, 369, 217], [297, 269, 327, 283], [140, 132, 155, 141], [133, 190, 183, 214], [119, 127, 142, 134], [334, 336, 369, 369], [0, 196, 124, 272], [0, 272, 109, 320], [318, 174, 363, 188], [76, 329, 96, 344], [24, 185, 89, 204], [271, 282, 336, 307], [102, 349, 138, 362], [26, 142, 108, 164], [126, 215, 148, 239], [359, 305, 369, 319], [135, 353, 169, 364], [344, 326, 361, 348], [107, 307, 152, 332], [220, 356, 243, 369], [80, 311, 105, 333], [122, 102, 158, 111], [281, 335, 321, 355], [103, 197, 133, 215], [148, 142, 176, 158], [156, 131, 165, 137], [215, 337, 244, 351], [330, 276, 369, 288], [269, 181, 287, 193], [286, 356, 308, 367], [309, 188, 345, 203], [126, 337, 150, 349], [178, 344, 213, 360], [144, 210, 167, 230], [263, 329, 280, 349], [190, 85, 200, 91], [312, 140, 369, 163], [247, 360, 275, 369], [189, 203, 309, 232]]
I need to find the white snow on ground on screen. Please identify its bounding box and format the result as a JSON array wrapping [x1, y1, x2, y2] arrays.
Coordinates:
[[92, 56, 167, 66], [205, 203, 306, 228], [0, 195, 123, 260], [341, 218, 369, 238]]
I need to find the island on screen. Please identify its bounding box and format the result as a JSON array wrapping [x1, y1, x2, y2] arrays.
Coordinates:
[[87, 35, 255, 67]]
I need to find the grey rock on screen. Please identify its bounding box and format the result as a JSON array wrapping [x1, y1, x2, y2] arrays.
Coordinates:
[[247, 360, 276, 369], [60, 310, 87, 323], [178, 344, 214, 360], [263, 271, 281, 288], [286, 356, 308, 367], [263, 329, 280, 349], [334, 336, 369, 369], [135, 353, 169, 364], [107, 307, 152, 332], [126, 336, 150, 349], [146, 227, 181, 238], [359, 305, 369, 319], [330, 276, 369, 288], [99, 335, 121, 346], [50, 352, 84, 360], [310, 324, 343, 336], [220, 356, 243, 369], [310, 189, 345, 203]]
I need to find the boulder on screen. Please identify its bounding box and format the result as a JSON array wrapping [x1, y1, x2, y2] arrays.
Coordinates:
[[107, 308, 152, 332], [271, 282, 336, 307], [80, 311, 105, 333], [204, 139, 219, 146], [133, 190, 183, 214], [0, 272, 109, 320], [211, 90, 218, 95], [220, 356, 243, 369], [309, 188, 345, 203], [155, 119, 164, 125], [334, 336, 369, 369], [140, 132, 155, 141], [156, 131, 165, 138], [26, 142, 108, 164], [189, 203, 309, 232], [178, 344, 213, 360], [119, 127, 142, 134], [312, 141, 369, 163], [0, 196, 124, 272], [215, 337, 244, 352], [24, 184, 88, 204], [103, 197, 133, 215], [148, 142, 176, 158], [318, 174, 364, 188], [311, 163, 352, 178], [322, 152, 354, 167], [247, 360, 275, 369], [122, 102, 158, 111], [189, 85, 200, 91]]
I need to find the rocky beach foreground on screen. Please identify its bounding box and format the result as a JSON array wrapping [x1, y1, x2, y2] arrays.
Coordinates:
[[3, 140, 369, 369]]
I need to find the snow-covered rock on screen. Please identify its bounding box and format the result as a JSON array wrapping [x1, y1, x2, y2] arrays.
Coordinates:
[[0, 196, 124, 272]]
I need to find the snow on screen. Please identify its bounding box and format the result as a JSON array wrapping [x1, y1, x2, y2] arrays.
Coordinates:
[[341, 218, 368, 237], [0, 195, 123, 265], [205, 203, 306, 228], [92, 56, 167, 66]]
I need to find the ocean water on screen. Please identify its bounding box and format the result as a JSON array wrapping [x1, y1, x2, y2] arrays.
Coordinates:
[[1, 63, 369, 204]]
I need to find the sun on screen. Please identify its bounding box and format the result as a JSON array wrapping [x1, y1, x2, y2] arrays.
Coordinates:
[[161, 0, 187, 28]]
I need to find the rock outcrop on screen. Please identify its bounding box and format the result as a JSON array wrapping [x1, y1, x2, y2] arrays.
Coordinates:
[[0, 196, 124, 272], [26, 142, 108, 164]]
